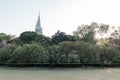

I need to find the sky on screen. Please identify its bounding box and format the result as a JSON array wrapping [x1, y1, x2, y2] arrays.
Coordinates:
[[0, 0, 120, 37]]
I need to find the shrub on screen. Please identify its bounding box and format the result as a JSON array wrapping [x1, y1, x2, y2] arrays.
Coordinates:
[[10, 44, 46, 64]]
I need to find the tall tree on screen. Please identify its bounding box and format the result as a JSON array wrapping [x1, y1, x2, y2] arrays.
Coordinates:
[[19, 31, 38, 44], [52, 30, 74, 44], [73, 22, 109, 44]]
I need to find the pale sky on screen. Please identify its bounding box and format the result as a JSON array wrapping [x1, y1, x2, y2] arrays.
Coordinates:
[[0, 0, 120, 37]]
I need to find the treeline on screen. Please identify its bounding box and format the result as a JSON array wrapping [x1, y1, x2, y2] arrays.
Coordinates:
[[0, 22, 120, 67]]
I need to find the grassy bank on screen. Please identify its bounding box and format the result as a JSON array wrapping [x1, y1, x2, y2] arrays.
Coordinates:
[[0, 67, 120, 80]]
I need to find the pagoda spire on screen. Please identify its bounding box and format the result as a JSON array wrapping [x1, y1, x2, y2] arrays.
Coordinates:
[[35, 12, 43, 35]]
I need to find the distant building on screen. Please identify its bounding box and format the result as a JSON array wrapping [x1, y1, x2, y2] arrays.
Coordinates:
[[35, 13, 43, 35]]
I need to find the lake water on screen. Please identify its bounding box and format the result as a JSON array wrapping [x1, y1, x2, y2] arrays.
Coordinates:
[[0, 67, 120, 80]]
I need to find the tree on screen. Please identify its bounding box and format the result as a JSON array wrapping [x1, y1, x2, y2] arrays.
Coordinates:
[[0, 33, 12, 44], [98, 23, 109, 36], [0, 44, 16, 64], [109, 27, 120, 48], [110, 26, 120, 39], [73, 22, 109, 44], [47, 45, 60, 67], [10, 44, 46, 64], [59, 41, 95, 65], [35, 35, 51, 47], [97, 38, 112, 47], [8, 38, 24, 45], [73, 23, 96, 44], [19, 31, 38, 44], [98, 46, 119, 66], [0, 47, 11, 64], [83, 31, 96, 44], [52, 30, 74, 44]]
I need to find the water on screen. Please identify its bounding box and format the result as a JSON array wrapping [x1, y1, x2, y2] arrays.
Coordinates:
[[0, 67, 120, 80]]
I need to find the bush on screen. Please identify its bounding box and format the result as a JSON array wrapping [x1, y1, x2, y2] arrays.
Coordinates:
[[0, 47, 12, 64], [10, 44, 46, 64]]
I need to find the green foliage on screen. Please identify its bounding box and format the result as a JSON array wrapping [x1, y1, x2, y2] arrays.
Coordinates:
[[58, 41, 120, 65], [52, 31, 74, 44], [73, 22, 109, 44], [8, 38, 24, 45], [59, 41, 95, 64], [47, 45, 60, 64], [87, 43, 97, 63], [19, 31, 51, 47], [0, 45, 15, 64], [35, 35, 51, 47], [83, 31, 96, 44], [0, 48, 10, 63], [0, 33, 11, 42], [1, 21, 120, 67], [73, 24, 96, 44], [99, 47, 119, 64], [10, 44, 46, 64], [111, 26, 120, 39], [19, 31, 38, 44]]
